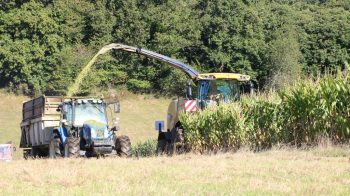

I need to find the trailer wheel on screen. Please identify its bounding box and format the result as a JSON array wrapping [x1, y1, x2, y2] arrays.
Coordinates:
[[23, 149, 31, 160], [49, 138, 61, 158], [116, 135, 131, 157], [64, 137, 80, 158]]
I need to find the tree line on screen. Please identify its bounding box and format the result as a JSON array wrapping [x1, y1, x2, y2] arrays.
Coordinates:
[[0, 0, 349, 96]]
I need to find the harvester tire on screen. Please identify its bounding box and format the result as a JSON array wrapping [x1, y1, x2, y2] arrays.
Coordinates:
[[23, 149, 32, 160], [169, 127, 185, 155], [116, 135, 131, 157], [64, 137, 80, 158], [156, 140, 167, 155], [156, 132, 168, 155], [49, 138, 61, 158]]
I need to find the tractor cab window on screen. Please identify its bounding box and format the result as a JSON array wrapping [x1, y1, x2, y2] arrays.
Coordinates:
[[198, 80, 240, 104], [73, 102, 108, 127]]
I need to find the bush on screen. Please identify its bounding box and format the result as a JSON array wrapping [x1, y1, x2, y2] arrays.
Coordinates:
[[126, 79, 151, 93], [131, 140, 157, 157]]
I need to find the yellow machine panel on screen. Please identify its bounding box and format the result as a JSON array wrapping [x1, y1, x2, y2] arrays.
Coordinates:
[[197, 73, 250, 81], [166, 97, 185, 131]]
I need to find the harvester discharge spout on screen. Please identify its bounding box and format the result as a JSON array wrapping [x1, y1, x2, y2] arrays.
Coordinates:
[[67, 43, 199, 97]]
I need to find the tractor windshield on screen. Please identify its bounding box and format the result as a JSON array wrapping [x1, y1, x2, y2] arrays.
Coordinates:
[[73, 102, 108, 127], [198, 80, 240, 106]]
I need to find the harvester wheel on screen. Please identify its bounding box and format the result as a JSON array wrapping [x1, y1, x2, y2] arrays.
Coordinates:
[[156, 140, 167, 155], [169, 127, 185, 155], [156, 132, 168, 155], [115, 135, 131, 157], [64, 137, 80, 158], [49, 138, 61, 158]]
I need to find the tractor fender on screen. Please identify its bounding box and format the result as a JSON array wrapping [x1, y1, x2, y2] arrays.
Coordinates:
[[54, 127, 68, 146]]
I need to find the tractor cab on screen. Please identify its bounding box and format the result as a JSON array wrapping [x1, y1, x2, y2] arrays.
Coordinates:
[[60, 99, 109, 131], [58, 98, 120, 156]]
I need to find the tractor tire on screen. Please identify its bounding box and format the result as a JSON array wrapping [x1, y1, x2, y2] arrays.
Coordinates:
[[64, 137, 80, 158], [115, 135, 131, 157], [49, 138, 61, 158]]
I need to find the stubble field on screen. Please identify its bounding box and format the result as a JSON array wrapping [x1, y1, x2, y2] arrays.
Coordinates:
[[0, 91, 349, 195]]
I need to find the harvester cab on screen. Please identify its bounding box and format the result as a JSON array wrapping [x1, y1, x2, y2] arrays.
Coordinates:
[[195, 73, 251, 108]]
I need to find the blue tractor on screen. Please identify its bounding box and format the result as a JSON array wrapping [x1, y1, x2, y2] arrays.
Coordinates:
[[20, 96, 131, 158]]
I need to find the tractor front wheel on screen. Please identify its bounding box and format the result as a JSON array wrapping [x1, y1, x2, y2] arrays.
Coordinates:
[[64, 137, 80, 158], [115, 135, 131, 157]]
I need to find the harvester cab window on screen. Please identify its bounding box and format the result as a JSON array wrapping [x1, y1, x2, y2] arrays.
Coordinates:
[[216, 80, 240, 102], [198, 80, 240, 105]]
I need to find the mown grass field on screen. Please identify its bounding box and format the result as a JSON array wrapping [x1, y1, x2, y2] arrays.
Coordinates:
[[1, 148, 350, 195], [0, 91, 27, 150], [0, 91, 350, 195]]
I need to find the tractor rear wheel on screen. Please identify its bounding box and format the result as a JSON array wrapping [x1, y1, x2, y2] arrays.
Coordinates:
[[64, 137, 80, 158], [49, 138, 61, 158], [116, 135, 131, 157]]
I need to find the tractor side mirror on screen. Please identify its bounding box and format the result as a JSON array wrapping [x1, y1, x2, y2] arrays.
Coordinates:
[[111, 117, 120, 131], [114, 102, 120, 113]]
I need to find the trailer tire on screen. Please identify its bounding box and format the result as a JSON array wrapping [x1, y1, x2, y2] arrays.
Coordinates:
[[23, 149, 31, 160], [31, 147, 47, 158], [116, 135, 131, 157], [64, 137, 80, 158]]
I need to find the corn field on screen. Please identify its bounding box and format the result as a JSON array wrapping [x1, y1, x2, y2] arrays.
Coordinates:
[[180, 72, 350, 152]]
